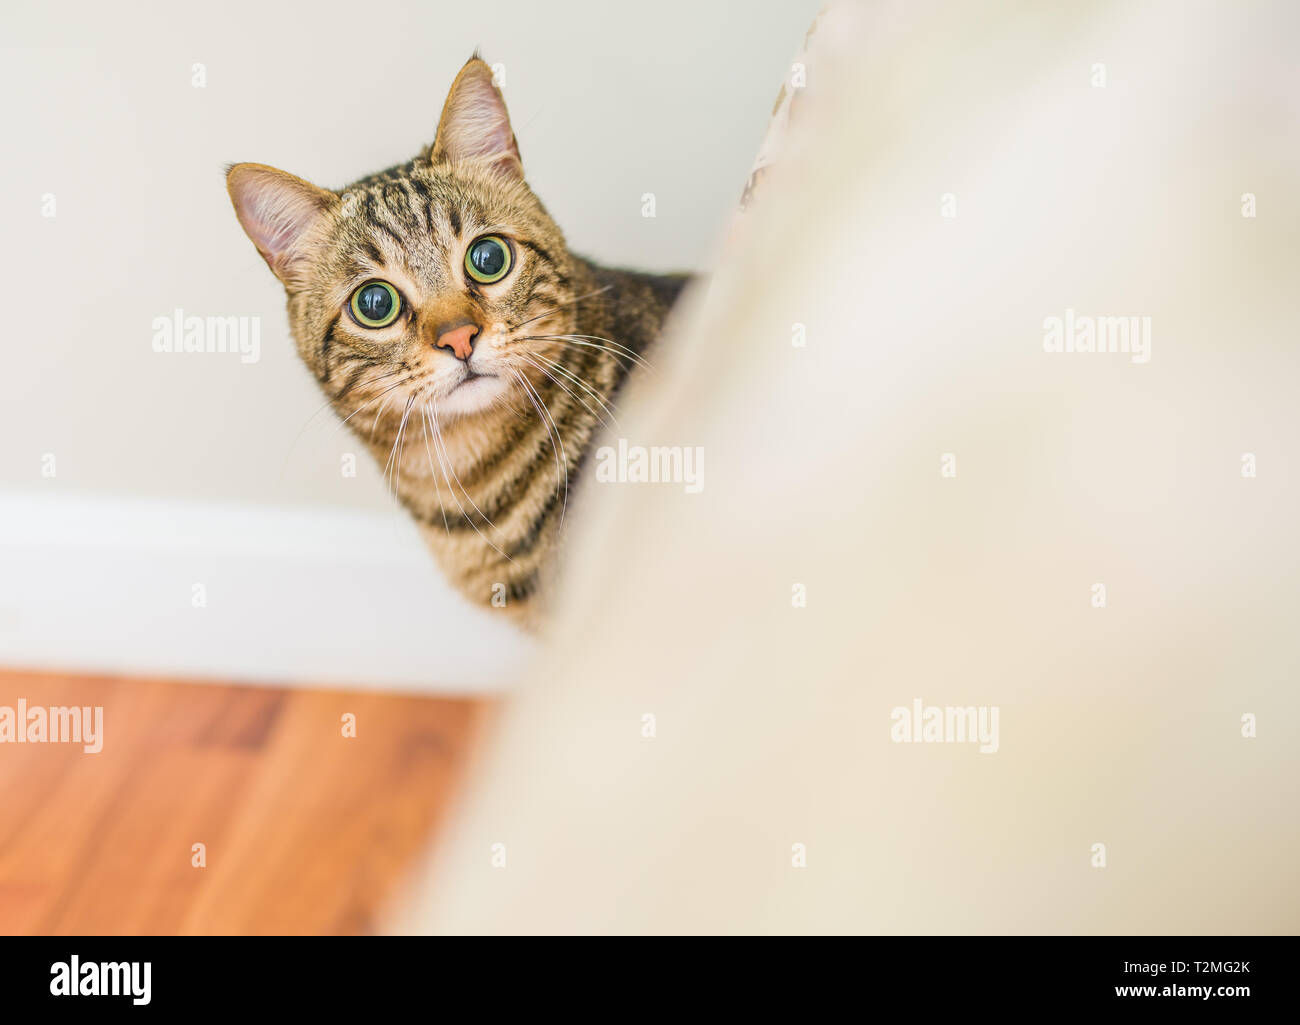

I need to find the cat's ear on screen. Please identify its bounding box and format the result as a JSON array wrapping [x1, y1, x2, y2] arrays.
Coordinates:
[[226, 163, 334, 286], [430, 56, 522, 179]]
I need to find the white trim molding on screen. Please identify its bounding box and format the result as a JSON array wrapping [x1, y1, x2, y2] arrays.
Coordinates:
[[0, 490, 531, 694]]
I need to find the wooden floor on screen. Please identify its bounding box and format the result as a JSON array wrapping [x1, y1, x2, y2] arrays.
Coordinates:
[[0, 668, 483, 934]]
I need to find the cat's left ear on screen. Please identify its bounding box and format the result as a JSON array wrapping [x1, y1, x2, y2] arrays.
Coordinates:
[[430, 57, 523, 179], [226, 163, 335, 287]]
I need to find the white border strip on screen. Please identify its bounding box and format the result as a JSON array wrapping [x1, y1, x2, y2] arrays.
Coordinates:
[[0, 490, 531, 694]]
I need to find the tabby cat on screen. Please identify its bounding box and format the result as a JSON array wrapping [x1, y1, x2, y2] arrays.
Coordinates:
[[226, 56, 686, 628]]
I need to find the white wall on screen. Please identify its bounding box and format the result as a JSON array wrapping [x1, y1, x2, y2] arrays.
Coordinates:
[[0, 0, 822, 688]]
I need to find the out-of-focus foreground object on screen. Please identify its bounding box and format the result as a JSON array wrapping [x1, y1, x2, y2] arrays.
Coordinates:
[[391, 0, 1300, 933]]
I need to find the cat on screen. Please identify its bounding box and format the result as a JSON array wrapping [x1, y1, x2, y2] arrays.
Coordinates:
[[226, 56, 687, 629]]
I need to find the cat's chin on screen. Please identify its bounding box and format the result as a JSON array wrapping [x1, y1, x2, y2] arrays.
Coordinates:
[[436, 373, 508, 420]]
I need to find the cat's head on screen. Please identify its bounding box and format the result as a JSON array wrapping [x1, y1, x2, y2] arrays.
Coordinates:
[[226, 56, 577, 425]]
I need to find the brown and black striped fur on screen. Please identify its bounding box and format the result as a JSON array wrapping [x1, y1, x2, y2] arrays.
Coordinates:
[[226, 57, 685, 628]]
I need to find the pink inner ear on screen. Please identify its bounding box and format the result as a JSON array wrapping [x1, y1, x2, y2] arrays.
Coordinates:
[[455, 81, 513, 157], [252, 209, 302, 260], [229, 167, 329, 279], [436, 66, 521, 172]]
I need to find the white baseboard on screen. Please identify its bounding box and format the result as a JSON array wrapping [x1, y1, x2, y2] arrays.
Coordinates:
[[0, 490, 532, 694]]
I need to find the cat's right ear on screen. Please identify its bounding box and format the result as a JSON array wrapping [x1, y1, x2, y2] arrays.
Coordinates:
[[430, 57, 523, 179], [226, 163, 334, 287]]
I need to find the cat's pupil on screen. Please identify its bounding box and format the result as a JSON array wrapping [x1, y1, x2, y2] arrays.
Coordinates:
[[470, 239, 505, 277], [357, 284, 392, 321]]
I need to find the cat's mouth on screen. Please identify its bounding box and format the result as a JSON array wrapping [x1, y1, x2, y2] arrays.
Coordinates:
[[453, 368, 496, 391], [437, 366, 507, 417]]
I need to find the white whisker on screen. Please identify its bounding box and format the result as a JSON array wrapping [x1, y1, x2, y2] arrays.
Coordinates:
[[427, 395, 516, 564], [518, 352, 619, 431], [512, 284, 613, 331], [510, 367, 568, 528], [524, 334, 654, 374]]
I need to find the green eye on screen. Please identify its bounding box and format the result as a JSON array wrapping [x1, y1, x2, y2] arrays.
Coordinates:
[[465, 235, 512, 284], [349, 280, 401, 328]]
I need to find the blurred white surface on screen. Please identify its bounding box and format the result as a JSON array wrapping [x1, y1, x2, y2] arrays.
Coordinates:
[[396, 0, 1300, 933]]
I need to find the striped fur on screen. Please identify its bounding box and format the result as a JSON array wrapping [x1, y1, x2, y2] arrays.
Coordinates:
[[228, 57, 686, 628]]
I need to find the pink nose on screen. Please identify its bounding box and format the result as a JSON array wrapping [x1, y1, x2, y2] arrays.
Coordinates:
[[435, 323, 479, 361]]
